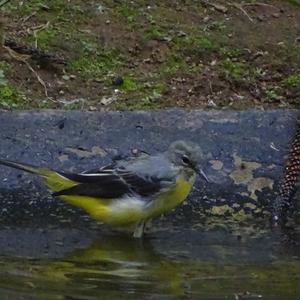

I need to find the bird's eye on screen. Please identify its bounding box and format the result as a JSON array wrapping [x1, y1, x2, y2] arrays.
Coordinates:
[[182, 155, 190, 165]]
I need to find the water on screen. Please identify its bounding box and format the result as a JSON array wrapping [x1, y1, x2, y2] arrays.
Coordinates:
[[0, 219, 299, 300]]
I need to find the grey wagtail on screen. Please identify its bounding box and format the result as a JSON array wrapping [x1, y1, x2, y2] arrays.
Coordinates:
[[0, 140, 207, 238]]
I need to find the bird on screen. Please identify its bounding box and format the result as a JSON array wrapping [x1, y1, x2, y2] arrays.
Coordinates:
[[0, 140, 207, 238]]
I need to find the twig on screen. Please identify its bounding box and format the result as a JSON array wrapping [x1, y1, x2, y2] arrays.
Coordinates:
[[23, 59, 49, 97], [32, 21, 50, 48], [209, 80, 213, 94], [0, 0, 10, 8], [4, 45, 49, 97], [229, 2, 254, 23], [19, 11, 37, 24], [243, 2, 278, 9]]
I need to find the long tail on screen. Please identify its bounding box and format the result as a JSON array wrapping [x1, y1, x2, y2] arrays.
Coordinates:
[[0, 159, 49, 176], [0, 159, 76, 192]]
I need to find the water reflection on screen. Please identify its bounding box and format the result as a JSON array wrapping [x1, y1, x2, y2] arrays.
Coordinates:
[[0, 230, 299, 300]]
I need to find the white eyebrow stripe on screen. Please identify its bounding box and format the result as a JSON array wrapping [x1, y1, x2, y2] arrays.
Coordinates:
[[79, 173, 115, 176]]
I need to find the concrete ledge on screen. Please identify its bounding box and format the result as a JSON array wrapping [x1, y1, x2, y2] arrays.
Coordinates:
[[0, 109, 299, 224]]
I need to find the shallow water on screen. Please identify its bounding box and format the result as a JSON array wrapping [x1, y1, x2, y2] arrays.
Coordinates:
[[0, 220, 299, 300]]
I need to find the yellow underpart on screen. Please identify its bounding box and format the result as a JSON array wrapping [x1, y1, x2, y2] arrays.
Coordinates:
[[148, 176, 193, 218], [61, 195, 143, 226], [42, 170, 194, 227], [61, 195, 109, 220]]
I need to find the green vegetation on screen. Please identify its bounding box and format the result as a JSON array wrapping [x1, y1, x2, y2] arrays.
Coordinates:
[[221, 59, 251, 86], [145, 24, 168, 40], [282, 74, 300, 87], [288, 0, 300, 7], [0, 83, 25, 109], [266, 88, 281, 102], [120, 76, 142, 92], [161, 55, 188, 77], [0, 64, 26, 109], [117, 4, 139, 25], [1, 0, 300, 110], [70, 46, 123, 78]]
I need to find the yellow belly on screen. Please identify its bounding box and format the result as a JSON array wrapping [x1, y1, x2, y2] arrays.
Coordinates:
[[147, 176, 194, 218], [51, 175, 194, 227], [61, 195, 146, 226]]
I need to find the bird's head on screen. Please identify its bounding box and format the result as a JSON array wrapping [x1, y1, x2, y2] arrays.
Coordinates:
[[167, 140, 209, 182]]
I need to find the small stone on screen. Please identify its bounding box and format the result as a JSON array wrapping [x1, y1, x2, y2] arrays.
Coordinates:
[[100, 95, 117, 105], [112, 76, 124, 86], [58, 154, 69, 162], [132, 148, 139, 155], [272, 13, 280, 18], [91, 146, 107, 157], [94, 78, 104, 83], [177, 30, 186, 37], [69, 75, 76, 80], [210, 3, 228, 13], [62, 75, 70, 81], [106, 20, 110, 24], [97, 4, 105, 14]]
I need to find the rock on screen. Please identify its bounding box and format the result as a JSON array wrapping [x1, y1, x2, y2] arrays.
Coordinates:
[[100, 95, 117, 105], [111, 76, 124, 87]]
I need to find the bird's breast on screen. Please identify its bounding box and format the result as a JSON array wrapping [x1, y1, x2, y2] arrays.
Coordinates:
[[149, 175, 195, 218]]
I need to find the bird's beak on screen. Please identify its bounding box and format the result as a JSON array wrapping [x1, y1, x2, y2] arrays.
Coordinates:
[[195, 167, 210, 183]]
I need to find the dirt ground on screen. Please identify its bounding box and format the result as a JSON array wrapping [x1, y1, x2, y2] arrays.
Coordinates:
[[0, 0, 300, 110]]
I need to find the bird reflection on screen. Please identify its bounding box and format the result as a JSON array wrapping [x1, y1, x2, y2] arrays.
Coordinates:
[[35, 234, 188, 297]]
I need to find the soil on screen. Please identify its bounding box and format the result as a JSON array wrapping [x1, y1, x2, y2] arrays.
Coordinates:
[[0, 0, 300, 110]]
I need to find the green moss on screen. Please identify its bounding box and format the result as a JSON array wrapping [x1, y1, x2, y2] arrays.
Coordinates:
[[0, 62, 10, 74], [115, 97, 161, 111], [120, 77, 142, 92], [282, 74, 300, 87], [27, 28, 58, 50], [160, 55, 187, 77], [115, 82, 164, 110], [222, 60, 247, 80], [145, 24, 168, 40], [70, 47, 123, 78], [220, 47, 242, 59], [0, 67, 26, 108], [0, 85, 25, 109], [265, 88, 281, 102], [191, 36, 216, 51], [221, 59, 258, 87], [173, 34, 217, 53], [3, 0, 66, 19], [117, 4, 139, 24]]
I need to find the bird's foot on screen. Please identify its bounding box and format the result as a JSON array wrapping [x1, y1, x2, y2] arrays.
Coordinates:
[[133, 220, 145, 238]]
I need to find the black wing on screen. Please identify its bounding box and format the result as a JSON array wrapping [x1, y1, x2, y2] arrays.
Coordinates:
[[53, 167, 163, 199]]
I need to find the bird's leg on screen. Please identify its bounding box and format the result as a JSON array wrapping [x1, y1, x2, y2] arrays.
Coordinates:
[[133, 220, 145, 238], [144, 218, 152, 233]]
